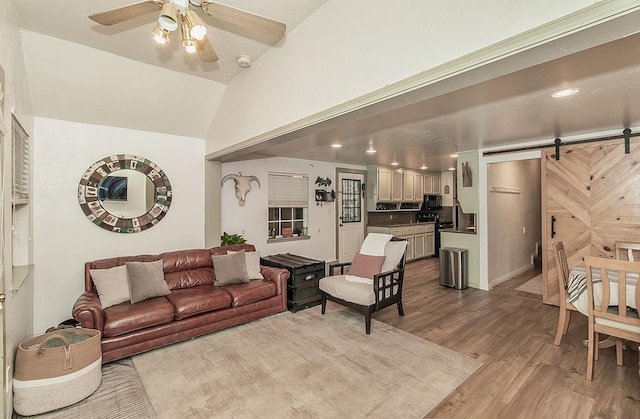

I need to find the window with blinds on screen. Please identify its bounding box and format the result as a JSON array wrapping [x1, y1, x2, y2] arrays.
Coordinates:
[[12, 115, 29, 206], [268, 172, 309, 240]]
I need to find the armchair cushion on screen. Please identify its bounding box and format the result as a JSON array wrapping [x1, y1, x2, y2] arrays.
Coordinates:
[[319, 275, 375, 306], [348, 253, 386, 280]]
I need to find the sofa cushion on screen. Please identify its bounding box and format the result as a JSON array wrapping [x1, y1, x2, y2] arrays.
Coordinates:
[[126, 260, 171, 304], [227, 250, 264, 280], [166, 286, 233, 320], [90, 265, 130, 308], [212, 251, 250, 286], [103, 297, 175, 338], [224, 280, 278, 307]]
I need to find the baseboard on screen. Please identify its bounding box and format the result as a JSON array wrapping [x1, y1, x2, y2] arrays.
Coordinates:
[[489, 264, 535, 289]]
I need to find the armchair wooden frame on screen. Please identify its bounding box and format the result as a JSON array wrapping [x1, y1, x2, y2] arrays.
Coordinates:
[[553, 241, 580, 345], [615, 241, 640, 262], [320, 239, 408, 334], [584, 255, 640, 381]]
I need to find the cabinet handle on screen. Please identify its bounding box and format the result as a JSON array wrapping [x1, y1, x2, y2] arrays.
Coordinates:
[[551, 215, 556, 238], [304, 273, 316, 280]]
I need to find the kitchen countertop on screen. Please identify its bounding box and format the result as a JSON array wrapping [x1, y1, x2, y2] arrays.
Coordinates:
[[368, 221, 436, 227], [440, 228, 477, 235]]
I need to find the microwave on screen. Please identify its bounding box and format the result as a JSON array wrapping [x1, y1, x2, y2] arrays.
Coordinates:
[[424, 194, 442, 209]]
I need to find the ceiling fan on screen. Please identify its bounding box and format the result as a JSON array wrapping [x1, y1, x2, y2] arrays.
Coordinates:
[[89, 0, 287, 63]]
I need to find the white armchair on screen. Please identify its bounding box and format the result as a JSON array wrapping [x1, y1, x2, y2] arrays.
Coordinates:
[[319, 237, 408, 334]]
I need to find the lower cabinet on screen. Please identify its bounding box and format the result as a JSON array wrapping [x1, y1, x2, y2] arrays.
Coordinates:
[[367, 223, 435, 262]]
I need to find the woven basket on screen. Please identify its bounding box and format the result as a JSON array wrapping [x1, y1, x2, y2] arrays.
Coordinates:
[[13, 328, 102, 416]]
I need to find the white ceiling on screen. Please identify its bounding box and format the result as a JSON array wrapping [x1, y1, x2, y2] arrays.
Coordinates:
[[14, 0, 329, 83], [14, 1, 640, 172]]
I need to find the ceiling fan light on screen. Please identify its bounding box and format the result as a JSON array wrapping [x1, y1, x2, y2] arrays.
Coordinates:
[[185, 9, 207, 40], [152, 24, 170, 45], [181, 23, 197, 53], [159, 2, 179, 31]]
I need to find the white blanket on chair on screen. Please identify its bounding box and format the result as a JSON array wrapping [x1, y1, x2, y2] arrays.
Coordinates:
[[359, 233, 393, 256]]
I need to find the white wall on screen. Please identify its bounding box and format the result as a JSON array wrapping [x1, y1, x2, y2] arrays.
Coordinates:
[[1, 1, 36, 415], [206, 0, 601, 153], [221, 157, 362, 263], [487, 159, 542, 285], [32, 118, 206, 333]]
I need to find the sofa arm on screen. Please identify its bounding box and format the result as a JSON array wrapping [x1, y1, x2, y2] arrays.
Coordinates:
[[260, 266, 290, 296], [72, 291, 105, 333]]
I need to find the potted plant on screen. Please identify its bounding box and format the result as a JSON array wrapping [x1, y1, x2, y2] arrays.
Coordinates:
[[220, 232, 246, 246]]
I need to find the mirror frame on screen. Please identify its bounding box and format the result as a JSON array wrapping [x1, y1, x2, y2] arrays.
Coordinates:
[[78, 154, 172, 233]]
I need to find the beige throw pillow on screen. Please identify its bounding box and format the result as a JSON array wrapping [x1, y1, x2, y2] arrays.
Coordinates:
[[212, 251, 250, 286], [90, 265, 130, 309], [126, 260, 171, 304], [227, 250, 264, 280]]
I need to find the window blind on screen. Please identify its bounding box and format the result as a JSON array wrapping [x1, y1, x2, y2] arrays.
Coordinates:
[[268, 173, 309, 208], [12, 115, 29, 206]]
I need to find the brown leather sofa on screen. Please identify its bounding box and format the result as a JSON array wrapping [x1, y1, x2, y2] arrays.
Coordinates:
[[72, 244, 290, 363]]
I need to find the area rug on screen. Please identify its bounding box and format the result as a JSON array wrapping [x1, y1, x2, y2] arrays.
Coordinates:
[[132, 308, 482, 418], [515, 274, 543, 295], [15, 358, 156, 419]]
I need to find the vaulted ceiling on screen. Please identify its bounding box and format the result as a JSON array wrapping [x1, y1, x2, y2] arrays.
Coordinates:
[[14, 1, 640, 172]]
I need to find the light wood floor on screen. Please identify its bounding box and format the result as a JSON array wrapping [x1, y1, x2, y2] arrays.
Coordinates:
[[369, 257, 640, 418]]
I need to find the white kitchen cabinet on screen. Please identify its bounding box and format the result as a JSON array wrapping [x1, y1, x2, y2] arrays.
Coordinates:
[[403, 172, 414, 201], [413, 174, 424, 201], [367, 223, 435, 262], [432, 175, 441, 194], [391, 171, 403, 202], [423, 174, 433, 193], [377, 167, 392, 201]]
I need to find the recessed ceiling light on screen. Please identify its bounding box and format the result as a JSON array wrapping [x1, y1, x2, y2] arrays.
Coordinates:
[[448, 166, 455, 171], [449, 153, 458, 158], [331, 143, 342, 148], [552, 88, 580, 98]]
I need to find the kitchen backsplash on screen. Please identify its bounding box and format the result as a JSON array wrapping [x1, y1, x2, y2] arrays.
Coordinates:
[[367, 206, 454, 226]]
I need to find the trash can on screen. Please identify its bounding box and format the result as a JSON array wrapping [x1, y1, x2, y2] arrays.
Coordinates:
[[439, 247, 468, 289]]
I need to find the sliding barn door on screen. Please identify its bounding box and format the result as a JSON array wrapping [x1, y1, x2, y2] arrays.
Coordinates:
[[542, 139, 640, 305]]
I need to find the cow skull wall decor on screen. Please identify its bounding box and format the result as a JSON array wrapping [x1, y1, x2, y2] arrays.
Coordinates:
[[221, 172, 260, 206]]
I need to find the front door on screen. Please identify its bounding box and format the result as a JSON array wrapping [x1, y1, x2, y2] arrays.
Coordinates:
[[337, 172, 365, 263]]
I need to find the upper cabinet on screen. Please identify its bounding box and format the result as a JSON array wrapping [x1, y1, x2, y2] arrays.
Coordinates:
[[368, 166, 443, 210]]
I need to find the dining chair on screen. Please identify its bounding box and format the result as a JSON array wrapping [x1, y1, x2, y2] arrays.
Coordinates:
[[584, 255, 640, 381], [615, 241, 640, 262], [553, 241, 580, 345]]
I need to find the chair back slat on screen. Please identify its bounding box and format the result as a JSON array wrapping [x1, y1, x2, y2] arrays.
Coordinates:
[[584, 256, 640, 327], [615, 241, 640, 262], [553, 241, 570, 290]]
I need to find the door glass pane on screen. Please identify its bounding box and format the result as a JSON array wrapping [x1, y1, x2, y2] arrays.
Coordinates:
[[341, 179, 361, 223]]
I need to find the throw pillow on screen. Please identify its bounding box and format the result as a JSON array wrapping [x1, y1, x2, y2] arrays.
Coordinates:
[[90, 265, 130, 309], [212, 250, 251, 286], [227, 250, 264, 280], [348, 253, 386, 280], [126, 260, 171, 304]]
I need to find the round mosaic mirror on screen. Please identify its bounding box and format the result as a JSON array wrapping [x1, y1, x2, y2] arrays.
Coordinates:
[[78, 155, 172, 233]]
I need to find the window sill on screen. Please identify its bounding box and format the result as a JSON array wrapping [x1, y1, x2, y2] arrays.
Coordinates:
[[267, 235, 311, 244], [12, 264, 34, 294]]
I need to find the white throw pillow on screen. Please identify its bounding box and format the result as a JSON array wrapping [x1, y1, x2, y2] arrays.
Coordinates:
[[90, 265, 130, 309], [228, 250, 264, 280]]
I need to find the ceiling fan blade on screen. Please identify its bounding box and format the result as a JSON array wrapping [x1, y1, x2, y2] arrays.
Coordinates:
[[89, 1, 163, 26], [197, 36, 219, 63], [202, 2, 286, 38]]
